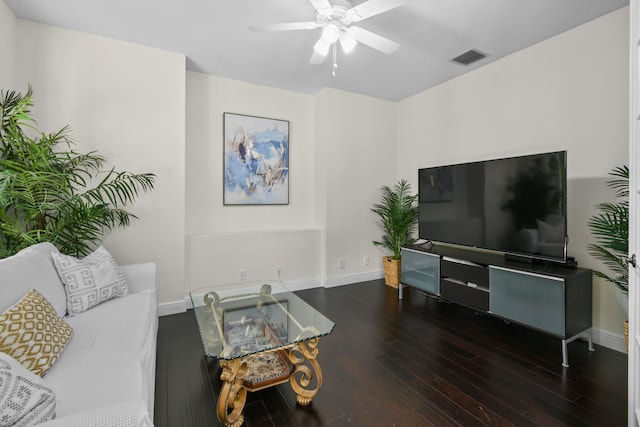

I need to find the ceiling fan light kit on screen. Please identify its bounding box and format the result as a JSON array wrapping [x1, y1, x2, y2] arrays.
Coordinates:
[[250, 0, 411, 73], [321, 24, 340, 44]]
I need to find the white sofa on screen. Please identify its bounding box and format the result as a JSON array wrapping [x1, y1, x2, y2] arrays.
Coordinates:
[[0, 242, 158, 426]]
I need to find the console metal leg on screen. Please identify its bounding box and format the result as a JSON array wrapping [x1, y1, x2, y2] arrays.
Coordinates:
[[398, 283, 403, 299], [561, 328, 594, 368]]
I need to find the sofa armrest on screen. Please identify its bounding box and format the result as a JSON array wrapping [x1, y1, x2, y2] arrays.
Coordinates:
[[119, 262, 157, 294]]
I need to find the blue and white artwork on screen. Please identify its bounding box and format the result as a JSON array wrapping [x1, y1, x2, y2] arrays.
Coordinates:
[[223, 113, 289, 205]]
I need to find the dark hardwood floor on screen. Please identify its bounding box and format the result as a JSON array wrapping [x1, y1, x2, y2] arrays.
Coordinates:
[[154, 280, 627, 426]]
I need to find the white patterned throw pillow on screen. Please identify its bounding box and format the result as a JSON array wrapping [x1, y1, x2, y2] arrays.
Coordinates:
[[52, 246, 129, 315], [0, 352, 56, 426]]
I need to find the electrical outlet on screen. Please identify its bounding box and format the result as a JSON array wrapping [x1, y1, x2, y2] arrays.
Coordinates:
[[239, 269, 246, 280], [339, 259, 345, 270], [275, 265, 282, 281], [364, 256, 370, 266]]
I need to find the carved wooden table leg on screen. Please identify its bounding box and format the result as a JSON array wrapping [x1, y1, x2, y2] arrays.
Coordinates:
[[217, 358, 248, 427], [288, 337, 323, 406]]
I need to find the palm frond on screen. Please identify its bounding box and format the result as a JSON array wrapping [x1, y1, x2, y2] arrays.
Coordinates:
[[372, 179, 419, 259], [587, 165, 629, 293], [0, 86, 156, 257]]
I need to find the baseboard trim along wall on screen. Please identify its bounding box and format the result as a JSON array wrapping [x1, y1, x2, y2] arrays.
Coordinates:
[[591, 327, 627, 354], [156, 270, 626, 354]]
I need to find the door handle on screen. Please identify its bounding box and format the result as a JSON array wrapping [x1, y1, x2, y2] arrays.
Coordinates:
[[629, 254, 637, 268]]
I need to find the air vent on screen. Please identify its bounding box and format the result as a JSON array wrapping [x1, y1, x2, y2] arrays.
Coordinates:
[[451, 49, 487, 66]]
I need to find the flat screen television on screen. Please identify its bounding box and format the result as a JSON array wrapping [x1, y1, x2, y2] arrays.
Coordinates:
[[418, 150, 567, 263]]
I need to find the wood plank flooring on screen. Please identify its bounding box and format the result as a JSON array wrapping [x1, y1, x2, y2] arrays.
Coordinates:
[[154, 280, 627, 426]]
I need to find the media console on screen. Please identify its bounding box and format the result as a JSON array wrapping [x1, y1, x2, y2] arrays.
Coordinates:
[[400, 244, 593, 367]]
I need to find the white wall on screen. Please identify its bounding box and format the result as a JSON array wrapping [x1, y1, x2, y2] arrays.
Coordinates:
[[184, 75, 395, 291], [13, 21, 187, 304], [396, 8, 629, 340], [185, 72, 323, 289], [317, 88, 396, 284], [0, 1, 16, 88]]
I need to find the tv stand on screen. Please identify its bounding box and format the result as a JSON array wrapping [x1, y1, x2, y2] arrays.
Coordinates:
[[400, 245, 593, 367]]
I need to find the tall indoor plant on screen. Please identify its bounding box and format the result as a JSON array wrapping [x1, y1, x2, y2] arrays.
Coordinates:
[[587, 165, 629, 344], [587, 165, 629, 295], [371, 179, 419, 287], [0, 87, 156, 258]]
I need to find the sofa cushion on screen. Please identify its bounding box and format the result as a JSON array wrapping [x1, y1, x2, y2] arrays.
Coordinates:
[[0, 243, 67, 318], [0, 351, 56, 426], [46, 358, 148, 419], [0, 290, 74, 377], [52, 246, 129, 315], [44, 290, 157, 417], [37, 400, 153, 427]]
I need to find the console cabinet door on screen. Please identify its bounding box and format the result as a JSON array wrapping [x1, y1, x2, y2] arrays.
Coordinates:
[[489, 266, 565, 336], [401, 248, 440, 294]]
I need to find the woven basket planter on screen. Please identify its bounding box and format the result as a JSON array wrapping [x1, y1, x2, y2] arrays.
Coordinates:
[[383, 256, 401, 288], [625, 320, 629, 352]]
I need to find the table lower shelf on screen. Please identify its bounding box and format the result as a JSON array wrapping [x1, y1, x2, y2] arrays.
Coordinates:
[[206, 337, 324, 427]]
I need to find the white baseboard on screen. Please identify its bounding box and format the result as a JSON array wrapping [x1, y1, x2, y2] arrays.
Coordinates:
[[591, 327, 627, 353], [156, 273, 626, 354], [157, 276, 338, 317], [157, 273, 383, 316], [157, 300, 187, 317], [324, 271, 384, 288]]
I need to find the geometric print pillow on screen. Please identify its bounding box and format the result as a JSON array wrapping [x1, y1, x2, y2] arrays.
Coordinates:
[[0, 351, 56, 426], [0, 290, 74, 377], [51, 246, 129, 316]]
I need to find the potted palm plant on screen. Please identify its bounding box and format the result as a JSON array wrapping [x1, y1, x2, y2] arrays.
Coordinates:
[[371, 179, 419, 288], [0, 86, 156, 258], [587, 165, 629, 346]]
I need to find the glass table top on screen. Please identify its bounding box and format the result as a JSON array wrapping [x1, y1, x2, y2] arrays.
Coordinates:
[[190, 281, 335, 360]]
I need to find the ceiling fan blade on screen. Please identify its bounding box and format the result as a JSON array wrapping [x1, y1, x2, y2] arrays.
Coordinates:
[[309, 49, 328, 65], [249, 22, 319, 32], [310, 36, 330, 64], [347, 0, 410, 22], [349, 26, 399, 54], [339, 30, 357, 54], [309, 0, 333, 15]]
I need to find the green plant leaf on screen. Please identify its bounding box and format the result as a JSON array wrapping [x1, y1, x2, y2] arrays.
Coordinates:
[[587, 165, 629, 294], [371, 179, 419, 260], [0, 86, 156, 257]]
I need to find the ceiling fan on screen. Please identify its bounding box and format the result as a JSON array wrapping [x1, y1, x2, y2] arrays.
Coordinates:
[[249, 0, 410, 66]]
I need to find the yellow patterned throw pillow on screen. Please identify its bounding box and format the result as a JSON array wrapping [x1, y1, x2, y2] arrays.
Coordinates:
[[0, 289, 74, 376]]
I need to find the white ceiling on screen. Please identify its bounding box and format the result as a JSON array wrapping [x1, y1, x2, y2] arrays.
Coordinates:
[[5, 0, 629, 101]]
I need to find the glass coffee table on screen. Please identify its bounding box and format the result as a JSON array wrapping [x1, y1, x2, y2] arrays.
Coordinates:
[[190, 281, 335, 427]]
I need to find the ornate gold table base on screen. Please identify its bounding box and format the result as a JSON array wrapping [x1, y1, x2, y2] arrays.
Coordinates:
[[216, 337, 323, 427]]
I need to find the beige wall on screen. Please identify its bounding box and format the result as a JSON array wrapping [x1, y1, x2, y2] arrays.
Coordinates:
[[185, 72, 323, 288], [12, 20, 187, 304], [184, 75, 395, 289], [396, 8, 629, 337], [0, 1, 16, 88], [318, 88, 396, 282]]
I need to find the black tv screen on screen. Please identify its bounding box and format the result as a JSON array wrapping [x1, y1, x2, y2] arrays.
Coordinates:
[[418, 151, 567, 263]]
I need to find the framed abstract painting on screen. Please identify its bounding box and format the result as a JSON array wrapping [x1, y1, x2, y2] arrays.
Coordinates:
[[223, 113, 289, 205]]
